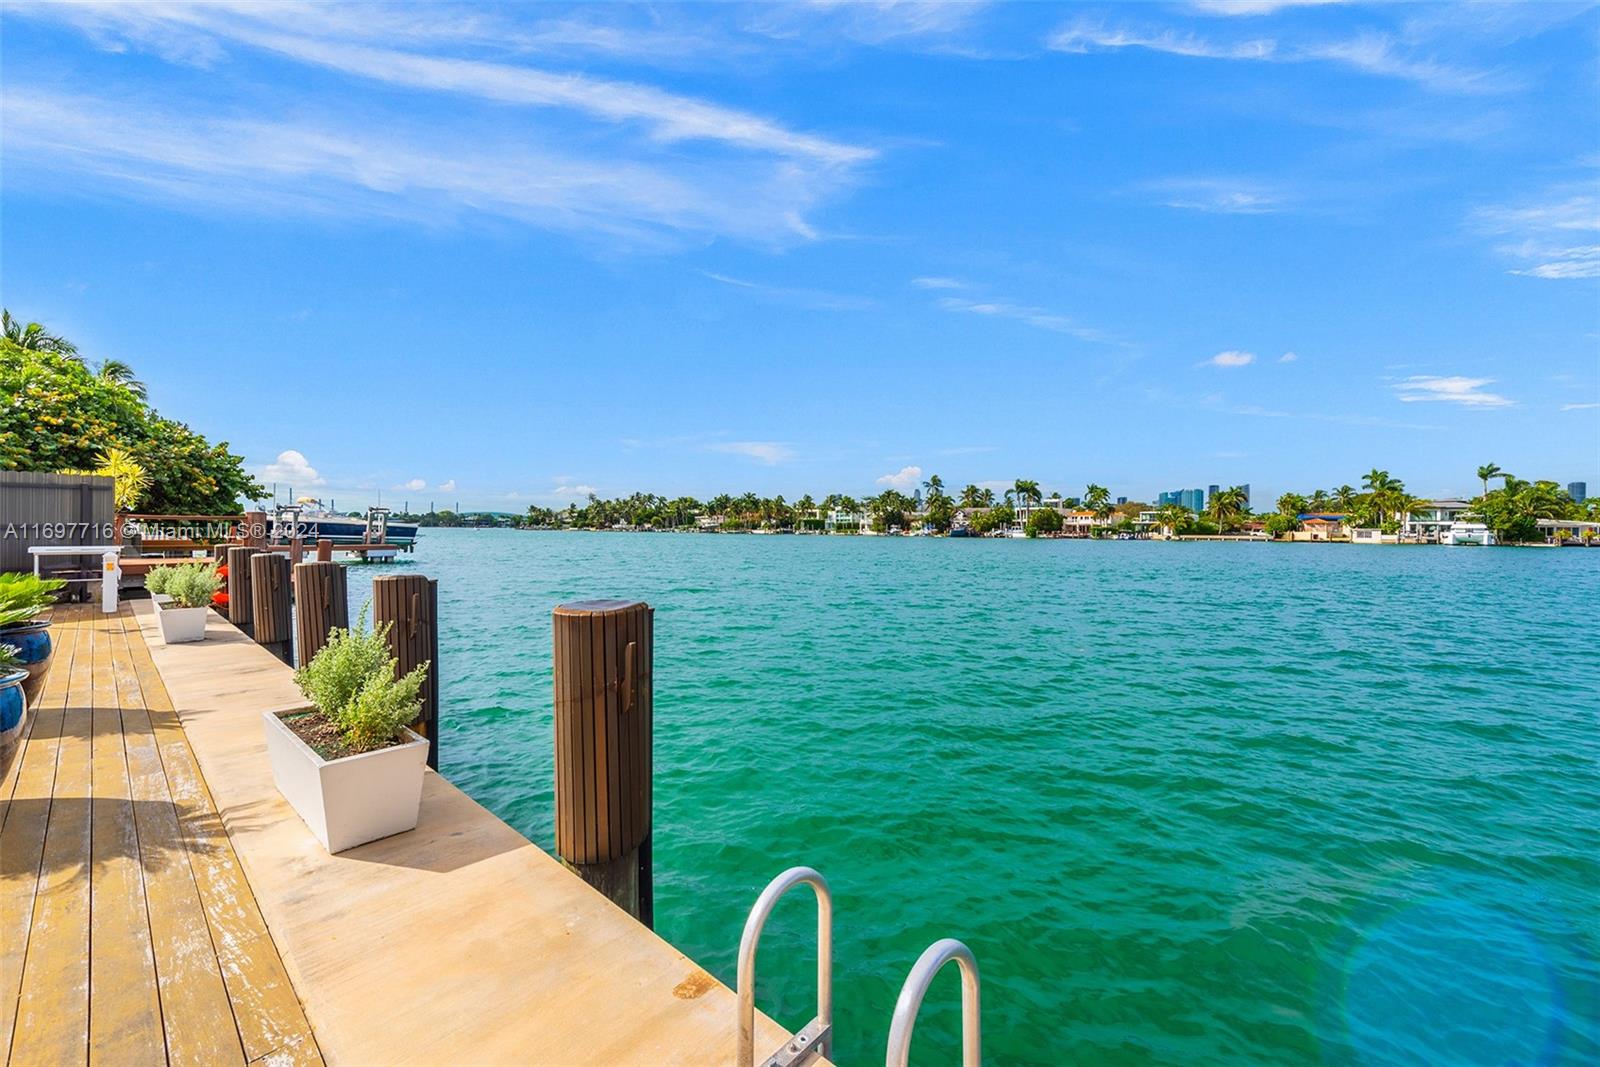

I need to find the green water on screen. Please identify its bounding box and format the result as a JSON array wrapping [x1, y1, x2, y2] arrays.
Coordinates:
[[343, 530, 1599, 1065]]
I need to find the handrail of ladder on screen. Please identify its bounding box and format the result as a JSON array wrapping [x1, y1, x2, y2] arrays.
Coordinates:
[[884, 938, 980, 1067], [737, 866, 833, 1067]]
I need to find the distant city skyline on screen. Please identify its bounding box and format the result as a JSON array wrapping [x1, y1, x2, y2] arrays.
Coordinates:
[[2, 3, 1595, 512]]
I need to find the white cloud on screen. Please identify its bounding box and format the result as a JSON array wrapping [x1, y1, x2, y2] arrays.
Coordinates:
[[1392, 376, 1512, 407], [549, 483, 599, 498], [1279, 351, 1299, 362], [1046, 20, 1500, 93], [257, 449, 325, 486], [1560, 402, 1599, 412], [1146, 178, 1284, 214], [707, 441, 796, 465], [936, 296, 1113, 343], [702, 271, 875, 310], [1206, 350, 1256, 368], [911, 276, 965, 289], [1188, 0, 1345, 15], [876, 465, 924, 490], [437, 479, 458, 492], [395, 477, 427, 492], [1475, 189, 1599, 279]]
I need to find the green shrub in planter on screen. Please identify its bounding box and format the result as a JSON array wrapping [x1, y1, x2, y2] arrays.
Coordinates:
[[164, 563, 222, 608], [144, 566, 175, 596], [294, 607, 428, 754], [0, 573, 65, 629]]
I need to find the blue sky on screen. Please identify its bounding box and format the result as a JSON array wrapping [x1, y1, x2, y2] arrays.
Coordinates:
[[2, 0, 1597, 510]]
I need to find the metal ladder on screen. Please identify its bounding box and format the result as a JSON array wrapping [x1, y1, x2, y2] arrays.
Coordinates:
[[738, 867, 832, 1067], [736, 867, 981, 1066]]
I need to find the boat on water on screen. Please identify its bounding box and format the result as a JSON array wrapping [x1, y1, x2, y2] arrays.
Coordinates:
[[1443, 521, 1495, 546], [274, 500, 419, 552]]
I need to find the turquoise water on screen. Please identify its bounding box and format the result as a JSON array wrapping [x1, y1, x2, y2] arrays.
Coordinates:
[[343, 530, 1599, 1065]]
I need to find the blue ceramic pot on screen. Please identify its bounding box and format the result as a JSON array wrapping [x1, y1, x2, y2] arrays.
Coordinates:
[[0, 668, 27, 781], [0, 620, 53, 710]]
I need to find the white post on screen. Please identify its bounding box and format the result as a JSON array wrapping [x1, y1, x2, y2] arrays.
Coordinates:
[[101, 550, 120, 613]]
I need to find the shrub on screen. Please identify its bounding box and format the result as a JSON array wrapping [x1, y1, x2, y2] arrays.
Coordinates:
[[1025, 508, 1063, 537], [0, 643, 21, 670], [294, 606, 428, 754], [144, 566, 175, 596], [0, 574, 66, 629], [164, 563, 222, 608]]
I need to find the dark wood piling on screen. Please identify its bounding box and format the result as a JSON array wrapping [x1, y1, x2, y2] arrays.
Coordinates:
[[315, 537, 333, 563], [293, 561, 348, 668], [224, 545, 261, 634], [249, 552, 293, 665], [552, 599, 654, 927], [373, 574, 439, 770]]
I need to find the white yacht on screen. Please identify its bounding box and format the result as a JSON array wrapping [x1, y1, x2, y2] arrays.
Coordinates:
[[1443, 521, 1495, 546]]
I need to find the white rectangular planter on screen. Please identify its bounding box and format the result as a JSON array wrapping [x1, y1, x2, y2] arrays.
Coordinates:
[[155, 602, 209, 644], [263, 710, 428, 853]]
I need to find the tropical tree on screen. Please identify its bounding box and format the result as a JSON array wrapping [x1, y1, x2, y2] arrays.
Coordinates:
[[922, 473, 946, 504], [1471, 480, 1574, 543], [1025, 507, 1062, 538], [2, 309, 78, 356], [1333, 485, 1358, 511], [1475, 463, 1504, 496], [1154, 504, 1190, 539], [959, 484, 983, 508], [1010, 479, 1042, 510], [1207, 486, 1249, 533], [97, 359, 148, 401], [1084, 483, 1112, 518], [1276, 492, 1308, 517]]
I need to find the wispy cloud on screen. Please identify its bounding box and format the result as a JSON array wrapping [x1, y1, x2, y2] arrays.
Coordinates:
[[1205, 350, 1256, 368], [1144, 177, 1286, 214], [1476, 188, 1600, 279], [936, 296, 1114, 344], [394, 478, 427, 492], [707, 441, 797, 465], [911, 276, 966, 289], [437, 479, 458, 492], [4, 5, 874, 246], [1046, 18, 1504, 93], [1392, 376, 1512, 407], [875, 464, 923, 489], [1560, 402, 1599, 412], [1188, 0, 1346, 15], [702, 272, 876, 311], [1279, 351, 1299, 362]]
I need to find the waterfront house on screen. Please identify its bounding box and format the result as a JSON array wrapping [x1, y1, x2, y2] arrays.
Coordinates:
[[825, 507, 868, 534], [1401, 499, 1473, 543], [1291, 515, 1349, 541]]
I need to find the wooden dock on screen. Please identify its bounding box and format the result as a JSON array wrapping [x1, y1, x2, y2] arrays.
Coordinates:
[[1, 604, 319, 1066], [3, 601, 813, 1065]]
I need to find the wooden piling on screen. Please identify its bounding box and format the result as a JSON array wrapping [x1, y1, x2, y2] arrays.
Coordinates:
[[249, 552, 293, 665], [315, 537, 333, 562], [552, 599, 654, 927], [243, 510, 269, 550], [224, 546, 261, 634], [373, 574, 439, 770], [292, 561, 348, 668]]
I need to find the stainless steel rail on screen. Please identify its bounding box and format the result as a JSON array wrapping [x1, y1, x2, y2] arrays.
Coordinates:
[[884, 938, 980, 1067], [737, 866, 833, 1067]]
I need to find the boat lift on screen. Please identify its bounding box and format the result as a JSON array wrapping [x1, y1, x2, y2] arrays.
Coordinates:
[[737, 866, 980, 1067]]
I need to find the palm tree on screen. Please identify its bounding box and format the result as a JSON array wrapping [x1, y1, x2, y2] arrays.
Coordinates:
[[922, 474, 946, 503], [3, 310, 79, 357], [1154, 504, 1189, 539], [1334, 485, 1357, 511], [1083, 483, 1113, 520], [1208, 486, 1248, 533], [1012, 479, 1042, 506], [959, 484, 982, 508], [97, 358, 148, 401], [1361, 469, 1401, 526], [1308, 489, 1330, 511], [1475, 463, 1502, 497], [977, 487, 995, 508]]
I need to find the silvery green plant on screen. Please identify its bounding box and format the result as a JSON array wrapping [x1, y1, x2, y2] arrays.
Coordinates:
[[0, 643, 21, 670], [165, 563, 222, 609], [294, 605, 428, 753], [144, 566, 174, 596]]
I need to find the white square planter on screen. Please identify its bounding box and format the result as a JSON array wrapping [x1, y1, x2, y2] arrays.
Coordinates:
[[263, 710, 429, 853], [155, 602, 209, 644]]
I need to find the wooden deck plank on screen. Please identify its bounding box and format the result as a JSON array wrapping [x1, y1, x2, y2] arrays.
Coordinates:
[[119, 614, 248, 1067], [10, 607, 98, 1067], [0, 606, 84, 1059], [130, 601, 815, 1066], [89, 611, 166, 1064], [116, 611, 322, 1067]]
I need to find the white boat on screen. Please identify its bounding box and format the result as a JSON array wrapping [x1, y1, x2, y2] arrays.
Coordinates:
[[1443, 521, 1494, 546]]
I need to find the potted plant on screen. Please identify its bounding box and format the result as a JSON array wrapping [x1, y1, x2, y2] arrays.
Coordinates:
[[0, 573, 66, 710], [143, 564, 176, 606], [1, 644, 31, 779], [264, 609, 430, 853], [154, 563, 222, 644]]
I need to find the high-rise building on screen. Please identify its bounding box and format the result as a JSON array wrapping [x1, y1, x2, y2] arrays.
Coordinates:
[[1116, 496, 1127, 505], [1207, 484, 1219, 504], [1569, 481, 1588, 503], [1241, 483, 1251, 508], [1184, 488, 1205, 513]]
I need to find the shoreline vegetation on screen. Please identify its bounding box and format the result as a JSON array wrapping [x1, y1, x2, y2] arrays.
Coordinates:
[[399, 470, 1597, 547], [4, 311, 1592, 549]]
